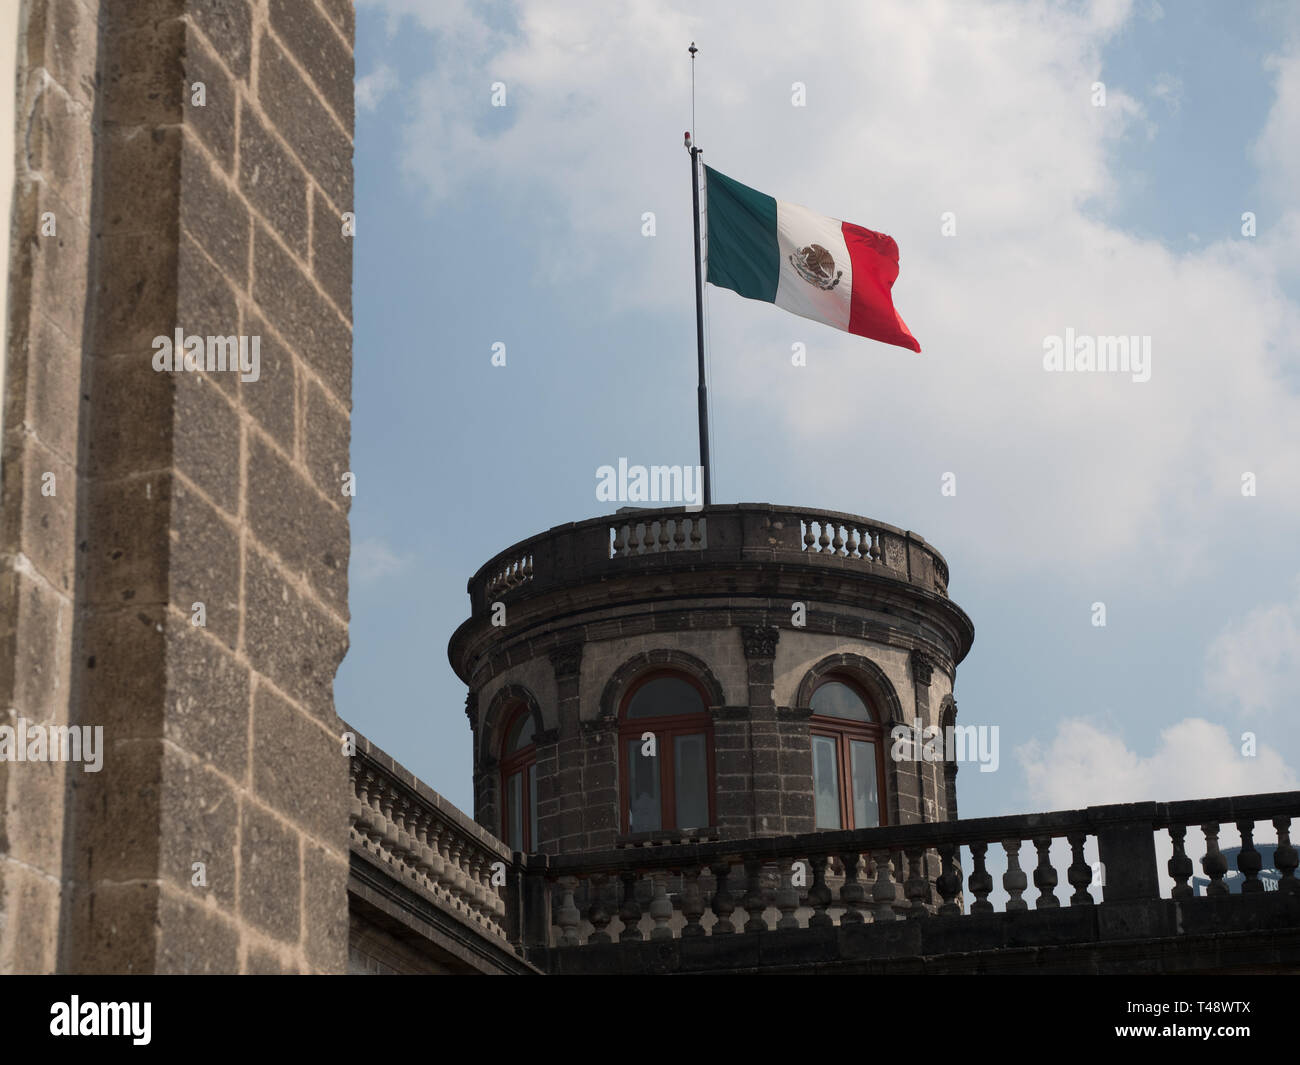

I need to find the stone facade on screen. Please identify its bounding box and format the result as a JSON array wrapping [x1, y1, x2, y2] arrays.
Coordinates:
[[0, 0, 354, 974]]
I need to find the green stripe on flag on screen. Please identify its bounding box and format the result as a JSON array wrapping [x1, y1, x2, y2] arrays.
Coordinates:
[[704, 166, 779, 303]]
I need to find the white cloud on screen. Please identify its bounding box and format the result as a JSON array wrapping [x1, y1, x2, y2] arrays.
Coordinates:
[[1017, 717, 1296, 809], [1204, 576, 1300, 715], [356, 62, 398, 111], [1149, 72, 1183, 112], [351, 537, 410, 585]]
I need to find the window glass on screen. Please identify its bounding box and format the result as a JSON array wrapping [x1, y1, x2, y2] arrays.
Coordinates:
[[810, 680, 872, 721], [528, 763, 538, 849], [850, 739, 880, 829], [626, 676, 704, 719], [627, 737, 661, 831], [813, 734, 841, 829], [506, 770, 523, 852], [674, 733, 708, 829], [505, 709, 535, 752]]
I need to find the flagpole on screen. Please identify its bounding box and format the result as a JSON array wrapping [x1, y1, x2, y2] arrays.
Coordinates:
[[687, 42, 712, 507]]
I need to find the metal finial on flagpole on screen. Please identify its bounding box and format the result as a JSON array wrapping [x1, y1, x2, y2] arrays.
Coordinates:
[[686, 41, 711, 507], [688, 41, 698, 143]]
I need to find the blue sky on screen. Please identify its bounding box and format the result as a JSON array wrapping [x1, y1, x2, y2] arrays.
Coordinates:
[[338, 0, 1300, 825]]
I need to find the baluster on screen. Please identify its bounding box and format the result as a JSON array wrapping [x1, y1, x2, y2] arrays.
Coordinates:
[[1033, 837, 1059, 908], [1201, 822, 1229, 896], [743, 859, 767, 932], [555, 877, 581, 946], [1002, 839, 1028, 911], [817, 521, 831, 552], [587, 875, 613, 944], [648, 872, 673, 940], [831, 523, 844, 556], [657, 520, 671, 553], [689, 517, 703, 548], [1237, 819, 1263, 893], [710, 862, 736, 934], [808, 855, 833, 928], [871, 850, 897, 922], [1274, 816, 1298, 895], [523, 555, 533, 580], [838, 852, 867, 924], [904, 847, 928, 918], [1167, 825, 1193, 900], [845, 527, 860, 559], [618, 870, 643, 941], [1068, 831, 1095, 905], [612, 525, 626, 557], [968, 842, 994, 914], [936, 844, 961, 916], [672, 519, 686, 550], [803, 521, 816, 551], [681, 866, 705, 936], [411, 812, 434, 890], [776, 860, 800, 930], [869, 529, 882, 562]]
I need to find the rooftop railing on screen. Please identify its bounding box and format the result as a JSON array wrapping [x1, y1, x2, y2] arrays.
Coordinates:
[[513, 791, 1300, 950], [465, 503, 954, 614]]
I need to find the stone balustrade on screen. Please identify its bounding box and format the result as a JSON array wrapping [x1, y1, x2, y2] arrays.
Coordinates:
[[348, 732, 512, 945], [465, 503, 952, 614], [516, 791, 1299, 949]]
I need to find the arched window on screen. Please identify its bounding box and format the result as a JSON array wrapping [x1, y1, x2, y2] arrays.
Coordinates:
[[500, 703, 538, 853], [809, 676, 887, 830], [618, 672, 714, 833]]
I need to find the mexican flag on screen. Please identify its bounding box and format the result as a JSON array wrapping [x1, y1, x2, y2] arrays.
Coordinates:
[[703, 165, 921, 353]]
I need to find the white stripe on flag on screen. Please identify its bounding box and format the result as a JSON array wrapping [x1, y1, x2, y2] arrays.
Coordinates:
[[774, 201, 853, 331]]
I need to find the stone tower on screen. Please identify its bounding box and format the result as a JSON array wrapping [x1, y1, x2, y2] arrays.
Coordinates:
[[449, 504, 974, 857]]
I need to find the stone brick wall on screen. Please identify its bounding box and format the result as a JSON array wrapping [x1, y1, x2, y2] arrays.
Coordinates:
[[0, 0, 354, 974]]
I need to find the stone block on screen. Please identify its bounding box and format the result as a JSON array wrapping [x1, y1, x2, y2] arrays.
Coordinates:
[[257, 32, 353, 208], [246, 433, 348, 611], [268, 0, 354, 128], [252, 225, 350, 401], [180, 136, 249, 285], [189, 0, 253, 80], [238, 803, 301, 941], [163, 622, 250, 780], [303, 840, 349, 972], [242, 310, 296, 453], [181, 30, 235, 171], [252, 683, 346, 845], [239, 103, 309, 257], [243, 545, 347, 719], [155, 889, 240, 973], [170, 482, 241, 648], [309, 186, 352, 312]]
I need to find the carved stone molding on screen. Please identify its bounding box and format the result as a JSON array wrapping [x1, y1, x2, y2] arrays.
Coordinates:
[[549, 643, 583, 678], [911, 651, 934, 687], [465, 691, 480, 731], [741, 625, 780, 659]]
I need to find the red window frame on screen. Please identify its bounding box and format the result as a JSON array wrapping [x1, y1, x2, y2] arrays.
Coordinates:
[[617, 671, 716, 834], [809, 675, 888, 829], [499, 702, 538, 852]]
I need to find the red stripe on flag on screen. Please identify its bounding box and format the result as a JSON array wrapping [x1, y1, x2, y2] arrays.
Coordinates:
[[841, 222, 921, 353]]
